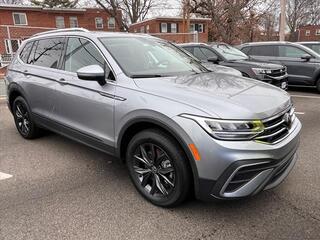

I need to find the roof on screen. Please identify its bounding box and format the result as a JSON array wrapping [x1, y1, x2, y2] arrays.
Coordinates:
[[0, 4, 98, 12], [297, 41, 320, 44], [130, 16, 211, 27], [26, 28, 157, 41], [239, 41, 296, 46]]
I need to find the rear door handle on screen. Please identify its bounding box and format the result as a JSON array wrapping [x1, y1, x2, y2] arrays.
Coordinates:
[[58, 78, 68, 85]]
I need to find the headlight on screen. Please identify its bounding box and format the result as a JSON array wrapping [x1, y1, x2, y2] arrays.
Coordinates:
[[252, 68, 272, 75], [180, 114, 264, 140]]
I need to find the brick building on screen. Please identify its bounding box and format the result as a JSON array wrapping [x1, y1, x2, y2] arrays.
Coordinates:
[[0, 4, 121, 68], [297, 25, 320, 41], [129, 17, 210, 43]]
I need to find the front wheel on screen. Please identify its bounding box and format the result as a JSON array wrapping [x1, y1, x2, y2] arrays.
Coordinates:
[[126, 129, 191, 207]]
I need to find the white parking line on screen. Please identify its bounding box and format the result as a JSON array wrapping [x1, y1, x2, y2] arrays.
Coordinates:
[[0, 172, 13, 180], [291, 94, 320, 99]]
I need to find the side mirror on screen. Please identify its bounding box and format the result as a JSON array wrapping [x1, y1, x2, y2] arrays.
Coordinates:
[[207, 56, 220, 64], [77, 65, 105, 82], [301, 54, 312, 61]]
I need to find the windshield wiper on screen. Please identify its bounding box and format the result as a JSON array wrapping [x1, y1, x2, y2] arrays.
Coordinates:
[[131, 74, 165, 78]]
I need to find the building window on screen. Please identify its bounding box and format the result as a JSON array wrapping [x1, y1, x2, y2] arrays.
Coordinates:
[[69, 17, 78, 28], [140, 26, 145, 33], [171, 23, 177, 33], [316, 29, 320, 36], [95, 17, 103, 29], [306, 30, 311, 36], [5, 39, 22, 54], [161, 23, 167, 33], [108, 17, 115, 29], [55, 16, 65, 29], [198, 24, 204, 33], [146, 25, 150, 33], [12, 13, 27, 25], [189, 24, 195, 32]]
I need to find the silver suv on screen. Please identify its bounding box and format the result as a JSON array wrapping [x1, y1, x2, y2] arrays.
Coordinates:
[[5, 29, 301, 207]]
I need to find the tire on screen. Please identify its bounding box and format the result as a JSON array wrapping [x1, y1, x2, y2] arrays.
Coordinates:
[[317, 80, 320, 93], [12, 96, 41, 139], [126, 129, 191, 207]]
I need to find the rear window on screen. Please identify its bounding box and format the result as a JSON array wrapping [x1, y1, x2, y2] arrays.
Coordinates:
[[31, 38, 64, 69], [249, 45, 277, 56], [19, 42, 33, 63]]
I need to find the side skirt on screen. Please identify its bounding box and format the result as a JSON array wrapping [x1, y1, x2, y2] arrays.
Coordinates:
[[32, 113, 116, 156]]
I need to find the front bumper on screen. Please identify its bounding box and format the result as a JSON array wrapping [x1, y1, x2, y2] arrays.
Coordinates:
[[258, 74, 289, 90], [173, 115, 301, 201]]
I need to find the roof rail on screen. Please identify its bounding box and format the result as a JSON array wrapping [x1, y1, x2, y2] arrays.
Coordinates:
[[33, 28, 89, 37]]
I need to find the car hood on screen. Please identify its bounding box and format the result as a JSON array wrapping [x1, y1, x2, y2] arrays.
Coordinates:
[[201, 62, 242, 76], [225, 59, 284, 69], [134, 72, 291, 119]]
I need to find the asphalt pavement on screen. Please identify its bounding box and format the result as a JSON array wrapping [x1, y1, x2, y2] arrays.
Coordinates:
[[0, 87, 320, 240]]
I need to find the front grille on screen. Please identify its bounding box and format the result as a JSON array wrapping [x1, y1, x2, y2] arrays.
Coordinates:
[[254, 107, 295, 144], [267, 68, 287, 77]]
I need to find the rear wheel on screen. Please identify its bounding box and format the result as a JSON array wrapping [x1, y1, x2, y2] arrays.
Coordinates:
[[12, 96, 41, 139], [126, 129, 191, 207]]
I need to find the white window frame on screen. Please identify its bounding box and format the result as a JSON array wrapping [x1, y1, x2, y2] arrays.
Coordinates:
[[4, 39, 22, 54], [12, 12, 28, 26], [146, 25, 150, 33], [306, 30, 311, 36], [161, 23, 167, 33], [55, 16, 65, 29], [69, 16, 79, 28], [108, 17, 115, 29], [171, 23, 177, 33], [316, 29, 320, 36], [198, 23, 204, 33], [95, 17, 103, 29]]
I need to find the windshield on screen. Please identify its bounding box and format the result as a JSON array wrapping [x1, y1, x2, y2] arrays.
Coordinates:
[[100, 37, 208, 77], [211, 44, 248, 61]]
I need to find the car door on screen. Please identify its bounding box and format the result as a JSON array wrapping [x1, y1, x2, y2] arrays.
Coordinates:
[[276, 45, 316, 85], [18, 37, 65, 120], [52, 37, 116, 153]]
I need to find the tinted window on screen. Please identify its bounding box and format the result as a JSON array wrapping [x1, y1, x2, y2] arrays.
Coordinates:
[[64, 38, 105, 73], [32, 38, 64, 68], [199, 47, 218, 59], [193, 47, 208, 60], [250, 45, 277, 56], [304, 44, 320, 54], [279, 46, 307, 58], [19, 42, 33, 63], [241, 46, 251, 55]]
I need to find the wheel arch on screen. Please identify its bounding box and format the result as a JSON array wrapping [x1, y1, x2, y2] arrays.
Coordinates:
[[7, 83, 27, 112], [116, 117, 200, 197]]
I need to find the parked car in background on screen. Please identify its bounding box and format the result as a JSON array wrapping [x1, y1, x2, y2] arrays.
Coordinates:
[[297, 42, 320, 55], [179, 43, 288, 90], [177, 46, 242, 76], [5, 29, 301, 207], [238, 41, 320, 92]]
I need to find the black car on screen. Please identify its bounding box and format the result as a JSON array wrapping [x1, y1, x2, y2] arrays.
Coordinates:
[[179, 43, 288, 90], [238, 41, 320, 92], [298, 42, 320, 55]]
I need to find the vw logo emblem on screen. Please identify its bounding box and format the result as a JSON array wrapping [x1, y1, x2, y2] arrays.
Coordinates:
[[283, 113, 292, 128]]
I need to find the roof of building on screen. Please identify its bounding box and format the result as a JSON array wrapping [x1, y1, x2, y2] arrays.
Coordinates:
[[0, 4, 102, 12], [130, 16, 211, 27]]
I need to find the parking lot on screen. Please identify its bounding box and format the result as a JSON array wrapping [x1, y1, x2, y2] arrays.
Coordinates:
[[0, 87, 320, 240]]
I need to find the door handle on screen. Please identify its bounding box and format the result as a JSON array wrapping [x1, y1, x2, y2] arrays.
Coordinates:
[[58, 78, 68, 85], [23, 70, 28, 74]]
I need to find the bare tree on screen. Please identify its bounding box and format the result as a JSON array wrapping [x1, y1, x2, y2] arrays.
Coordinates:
[[187, 0, 275, 44], [95, 0, 156, 31]]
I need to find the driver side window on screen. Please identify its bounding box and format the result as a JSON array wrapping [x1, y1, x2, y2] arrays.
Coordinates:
[[279, 46, 307, 58]]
